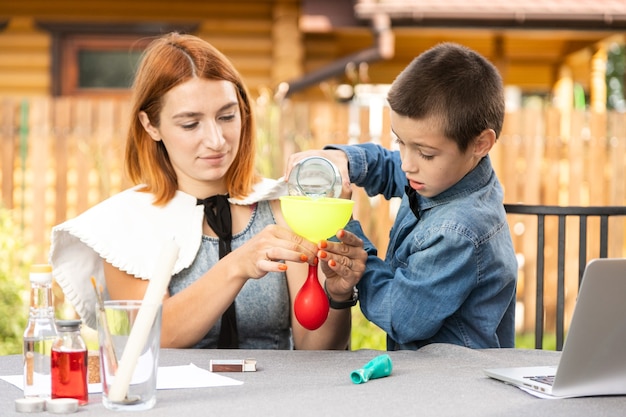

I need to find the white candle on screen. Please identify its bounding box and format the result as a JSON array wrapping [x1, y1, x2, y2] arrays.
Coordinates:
[[107, 239, 179, 402]]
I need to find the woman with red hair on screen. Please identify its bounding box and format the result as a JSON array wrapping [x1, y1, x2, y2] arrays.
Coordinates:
[[50, 33, 365, 350]]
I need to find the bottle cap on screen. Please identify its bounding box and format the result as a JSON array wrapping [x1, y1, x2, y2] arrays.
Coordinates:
[[15, 397, 46, 413], [29, 264, 53, 284], [55, 319, 82, 332], [46, 398, 79, 414]]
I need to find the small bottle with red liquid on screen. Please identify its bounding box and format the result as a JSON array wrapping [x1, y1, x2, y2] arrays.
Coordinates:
[[51, 320, 88, 405]]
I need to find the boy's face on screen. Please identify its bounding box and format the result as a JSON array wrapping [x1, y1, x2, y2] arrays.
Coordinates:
[[391, 111, 484, 199]]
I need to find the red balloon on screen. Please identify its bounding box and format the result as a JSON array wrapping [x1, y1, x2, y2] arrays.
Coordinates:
[[294, 264, 330, 330]]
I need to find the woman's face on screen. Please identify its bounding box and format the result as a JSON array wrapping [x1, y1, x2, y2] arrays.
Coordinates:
[[140, 77, 242, 197]]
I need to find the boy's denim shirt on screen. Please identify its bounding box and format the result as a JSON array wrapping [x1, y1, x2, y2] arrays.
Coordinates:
[[327, 143, 518, 350]]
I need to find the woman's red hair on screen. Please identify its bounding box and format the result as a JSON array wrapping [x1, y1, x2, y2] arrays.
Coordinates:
[[125, 32, 258, 205]]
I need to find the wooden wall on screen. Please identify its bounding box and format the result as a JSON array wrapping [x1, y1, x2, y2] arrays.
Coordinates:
[[1, 0, 620, 100], [0, 18, 50, 95], [0, 0, 302, 97]]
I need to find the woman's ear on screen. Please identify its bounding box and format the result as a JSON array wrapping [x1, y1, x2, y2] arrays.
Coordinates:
[[138, 111, 161, 142], [473, 129, 496, 157]]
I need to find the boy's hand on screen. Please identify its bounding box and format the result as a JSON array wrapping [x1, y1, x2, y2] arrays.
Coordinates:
[[317, 229, 367, 301]]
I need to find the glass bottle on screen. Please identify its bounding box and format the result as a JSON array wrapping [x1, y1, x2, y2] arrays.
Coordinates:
[[23, 264, 57, 398], [51, 319, 88, 405], [288, 156, 342, 199]]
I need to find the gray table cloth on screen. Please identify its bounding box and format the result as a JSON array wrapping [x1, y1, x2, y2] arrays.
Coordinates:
[[2, 343, 625, 416]]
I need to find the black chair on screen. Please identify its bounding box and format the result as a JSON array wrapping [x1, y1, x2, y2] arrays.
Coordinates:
[[504, 204, 626, 350]]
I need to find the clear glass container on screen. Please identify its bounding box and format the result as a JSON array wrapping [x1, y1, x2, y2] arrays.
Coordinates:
[[51, 319, 88, 405], [287, 156, 342, 199], [23, 264, 57, 398]]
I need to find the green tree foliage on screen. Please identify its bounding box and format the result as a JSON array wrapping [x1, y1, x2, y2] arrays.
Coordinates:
[[0, 207, 31, 355], [351, 306, 386, 350]]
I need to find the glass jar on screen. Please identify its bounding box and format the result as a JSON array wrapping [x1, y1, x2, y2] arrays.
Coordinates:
[[287, 156, 342, 199], [51, 319, 88, 405]]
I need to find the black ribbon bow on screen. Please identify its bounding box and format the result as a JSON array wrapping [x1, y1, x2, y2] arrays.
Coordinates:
[[197, 194, 238, 349], [404, 183, 421, 220]]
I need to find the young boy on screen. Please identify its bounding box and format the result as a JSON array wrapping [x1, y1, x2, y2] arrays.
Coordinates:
[[294, 42, 517, 350]]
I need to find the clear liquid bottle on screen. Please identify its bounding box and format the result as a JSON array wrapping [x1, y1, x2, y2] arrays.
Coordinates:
[[287, 156, 342, 199], [51, 319, 88, 405], [23, 264, 57, 398]]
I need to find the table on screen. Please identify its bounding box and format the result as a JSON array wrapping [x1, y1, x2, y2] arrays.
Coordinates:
[[2, 343, 625, 416]]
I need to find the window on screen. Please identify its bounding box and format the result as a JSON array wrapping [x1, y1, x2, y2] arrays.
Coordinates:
[[37, 22, 199, 96], [61, 34, 150, 96]]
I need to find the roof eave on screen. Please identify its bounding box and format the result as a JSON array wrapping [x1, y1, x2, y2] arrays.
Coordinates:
[[355, 6, 626, 30]]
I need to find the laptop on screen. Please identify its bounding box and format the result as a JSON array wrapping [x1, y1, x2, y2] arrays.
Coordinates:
[[484, 258, 626, 398]]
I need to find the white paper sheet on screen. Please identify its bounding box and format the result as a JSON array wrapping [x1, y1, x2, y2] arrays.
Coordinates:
[[0, 363, 243, 394]]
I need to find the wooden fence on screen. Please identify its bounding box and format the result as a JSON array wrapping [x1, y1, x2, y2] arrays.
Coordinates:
[[2, 96, 626, 337]]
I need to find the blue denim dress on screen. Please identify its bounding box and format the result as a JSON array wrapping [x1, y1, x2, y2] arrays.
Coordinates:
[[168, 200, 292, 349], [329, 143, 518, 350]]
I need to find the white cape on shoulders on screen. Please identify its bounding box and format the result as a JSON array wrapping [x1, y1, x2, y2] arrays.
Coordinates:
[[49, 178, 288, 329]]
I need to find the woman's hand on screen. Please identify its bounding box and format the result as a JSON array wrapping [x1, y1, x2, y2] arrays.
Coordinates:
[[237, 224, 319, 279], [317, 229, 367, 301]]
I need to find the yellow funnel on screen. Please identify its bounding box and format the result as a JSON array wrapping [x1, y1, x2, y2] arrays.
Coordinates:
[[280, 196, 354, 242]]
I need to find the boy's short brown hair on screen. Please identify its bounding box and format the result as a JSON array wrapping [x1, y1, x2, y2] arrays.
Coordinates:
[[387, 42, 505, 153]]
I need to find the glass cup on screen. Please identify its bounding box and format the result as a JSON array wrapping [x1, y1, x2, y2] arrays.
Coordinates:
[[97, 300, 162, 411]]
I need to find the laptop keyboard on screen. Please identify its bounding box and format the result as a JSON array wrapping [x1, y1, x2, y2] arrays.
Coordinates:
[[525, 375, 555, 386]]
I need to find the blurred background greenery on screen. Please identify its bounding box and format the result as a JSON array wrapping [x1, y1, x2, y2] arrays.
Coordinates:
[[0, 207, 30, 355], [351, 307, 386, 350]]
